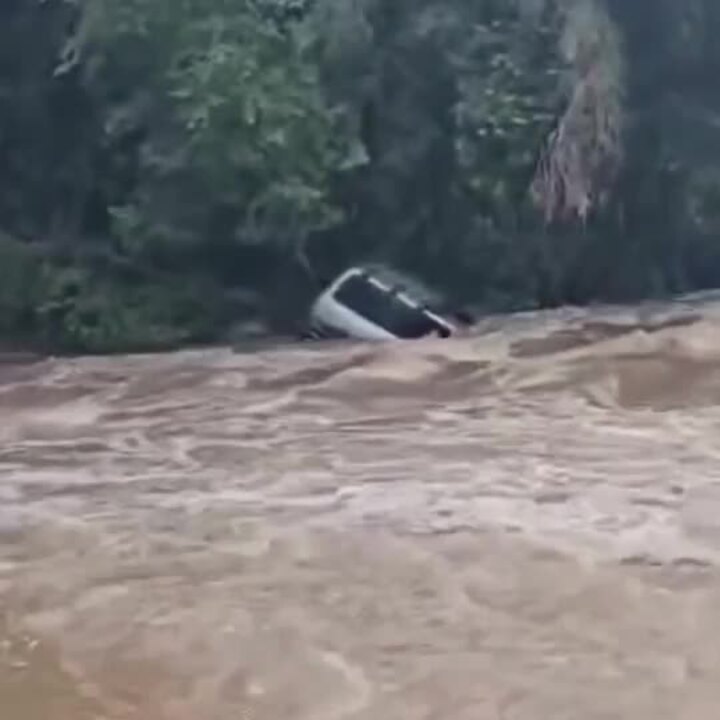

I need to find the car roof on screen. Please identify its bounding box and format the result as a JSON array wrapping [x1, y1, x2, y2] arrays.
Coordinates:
[[347, 264, 444, 308]]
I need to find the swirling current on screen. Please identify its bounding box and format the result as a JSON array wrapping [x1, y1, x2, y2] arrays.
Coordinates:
[[4, 294, 720, 719]]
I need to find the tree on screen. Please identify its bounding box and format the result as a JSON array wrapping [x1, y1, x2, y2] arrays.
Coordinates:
[[71, 0, 355, 265], [2, 0, 720, 352]]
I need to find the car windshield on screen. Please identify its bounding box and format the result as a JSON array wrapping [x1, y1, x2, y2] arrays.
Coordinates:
[[333, 273, 449, 338]]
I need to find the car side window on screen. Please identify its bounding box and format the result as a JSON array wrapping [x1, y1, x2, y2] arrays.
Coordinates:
[[333, 274, 445, 338]]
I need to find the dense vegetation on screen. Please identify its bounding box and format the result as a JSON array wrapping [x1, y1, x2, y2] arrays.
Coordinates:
[[2, 0, 720, 352]]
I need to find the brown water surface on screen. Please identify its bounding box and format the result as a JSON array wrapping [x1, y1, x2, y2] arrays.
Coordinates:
[[4, 297, 720, 718]]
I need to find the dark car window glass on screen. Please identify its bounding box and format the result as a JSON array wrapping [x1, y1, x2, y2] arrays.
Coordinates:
[[364, 266, 441, 308], [333, 274, 449, 338]]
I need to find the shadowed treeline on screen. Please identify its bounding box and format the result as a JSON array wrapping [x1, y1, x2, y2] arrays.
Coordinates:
[[1, 0, 720, 353]]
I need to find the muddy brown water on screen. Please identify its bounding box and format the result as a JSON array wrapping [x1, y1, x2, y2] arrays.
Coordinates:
[[4, 297, 720, 718]]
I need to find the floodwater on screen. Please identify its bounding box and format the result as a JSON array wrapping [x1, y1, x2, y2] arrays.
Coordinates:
[[4, 295, 720, 719]]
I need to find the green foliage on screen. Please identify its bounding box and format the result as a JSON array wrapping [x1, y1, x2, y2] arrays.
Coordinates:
[[0, 236, 46, 339], [34, 268, 226, 354], [454, 6, 565, 219], [78, 0, 352, 256], [2, 0, 720, 352], [0, 233, 225, 353]]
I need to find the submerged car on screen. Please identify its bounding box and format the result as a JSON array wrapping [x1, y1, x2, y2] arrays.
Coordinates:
[[303, 265, 472, 341]]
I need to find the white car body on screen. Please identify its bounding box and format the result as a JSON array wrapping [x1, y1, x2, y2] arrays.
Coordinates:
[[306, 267, 458, 341]]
